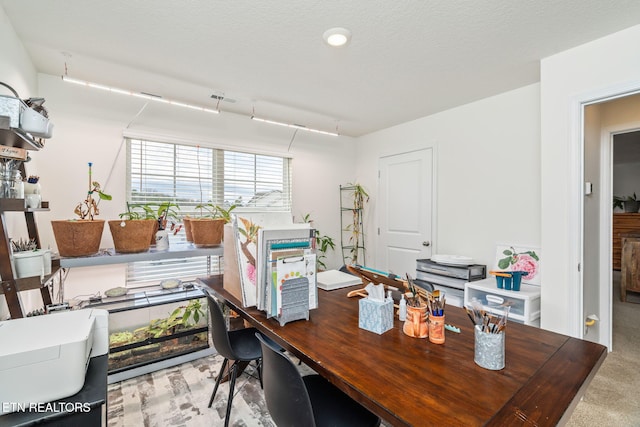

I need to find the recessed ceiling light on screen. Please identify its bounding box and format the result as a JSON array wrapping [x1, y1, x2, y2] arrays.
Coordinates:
[[323, 27, 351, 47]]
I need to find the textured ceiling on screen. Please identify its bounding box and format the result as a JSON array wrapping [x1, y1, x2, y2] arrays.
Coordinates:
[[3, 0, 640, 137]]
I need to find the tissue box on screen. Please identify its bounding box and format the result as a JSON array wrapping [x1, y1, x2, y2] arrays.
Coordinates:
[[359, 298, 394, 334]]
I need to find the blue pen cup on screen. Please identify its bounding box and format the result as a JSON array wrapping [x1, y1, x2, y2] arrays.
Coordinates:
[[503, 275, 513, 290], [510, 271, 528, 291], [495, 271, 528, 291]]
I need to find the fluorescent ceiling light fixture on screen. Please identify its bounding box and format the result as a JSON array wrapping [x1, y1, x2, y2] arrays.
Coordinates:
[[251, 116, 339, 136], [323, 27, 352, 47], [61, 76, 219, 114]]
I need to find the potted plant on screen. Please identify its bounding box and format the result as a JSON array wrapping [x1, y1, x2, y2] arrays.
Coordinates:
[[341, 183, 369, 265], [10, 237, 50, 278], [614, 193, 640, 212], [301, 213, 336, 271], [189, 203, 236, 247], [51, 162, 112, 257], [107, 209, 157, 254], [126, 202, 181, 244]]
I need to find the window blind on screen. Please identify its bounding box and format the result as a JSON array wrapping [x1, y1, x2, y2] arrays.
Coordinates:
[[125, 138, 292, 286]]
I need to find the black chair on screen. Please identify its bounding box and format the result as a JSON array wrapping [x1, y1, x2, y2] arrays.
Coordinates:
[[255, 332, 381, 427], [207, 295, 262, 427]]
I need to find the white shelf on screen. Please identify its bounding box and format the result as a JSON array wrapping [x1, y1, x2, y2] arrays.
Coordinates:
[[58, 242, 223, 268], [464, 278, 541, 326]]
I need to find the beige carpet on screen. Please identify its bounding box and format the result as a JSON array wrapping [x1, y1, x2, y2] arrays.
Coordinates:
[[566, 272, 640, 426], [108, 277, 640, 426]]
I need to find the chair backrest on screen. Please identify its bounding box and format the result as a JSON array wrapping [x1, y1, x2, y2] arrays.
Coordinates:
[[207, 294, 236, 361], [255, 332, 315, 427]]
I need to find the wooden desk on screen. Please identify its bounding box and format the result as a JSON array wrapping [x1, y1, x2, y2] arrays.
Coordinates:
[[201, 276, 606, 427]]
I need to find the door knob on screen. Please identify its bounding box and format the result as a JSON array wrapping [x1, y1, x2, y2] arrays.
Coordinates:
[[422, 241, 430, 247]]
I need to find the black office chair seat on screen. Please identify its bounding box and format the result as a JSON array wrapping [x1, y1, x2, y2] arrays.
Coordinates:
[[256, 332, 381, 427], [303, 375, 381, 427], [227, 327, 262, 360]]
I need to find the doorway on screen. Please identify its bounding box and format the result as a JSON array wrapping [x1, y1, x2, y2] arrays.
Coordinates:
[[377, 148, 434, 276], [582, 93, 640, 351]]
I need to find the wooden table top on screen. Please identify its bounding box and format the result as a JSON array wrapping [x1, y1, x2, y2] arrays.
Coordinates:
[[201, 276, 606, 427]]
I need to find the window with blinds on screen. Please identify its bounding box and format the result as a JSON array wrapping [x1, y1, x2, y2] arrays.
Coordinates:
[[125, 138, 292, 287]]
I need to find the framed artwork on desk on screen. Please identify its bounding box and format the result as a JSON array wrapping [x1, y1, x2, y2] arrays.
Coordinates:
[[494, 243, 541, 286]]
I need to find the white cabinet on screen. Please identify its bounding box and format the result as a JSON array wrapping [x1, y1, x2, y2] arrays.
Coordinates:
[[464, 278, 540, 327]]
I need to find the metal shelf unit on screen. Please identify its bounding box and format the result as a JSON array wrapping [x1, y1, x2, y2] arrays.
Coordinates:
[[340, 185, 366, 265]]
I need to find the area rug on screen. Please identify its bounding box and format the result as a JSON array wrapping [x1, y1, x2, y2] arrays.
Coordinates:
[[107, 355, 274, 427]]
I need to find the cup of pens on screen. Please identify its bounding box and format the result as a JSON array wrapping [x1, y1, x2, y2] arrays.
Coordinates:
[[429, 313, 445, 344], [474, 325, 505, 370], [427, 290, 446, 344], [467, 299, 509, 370]]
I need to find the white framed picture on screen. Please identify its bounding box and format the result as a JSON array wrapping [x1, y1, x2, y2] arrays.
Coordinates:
[[494, 244, 541, 286]]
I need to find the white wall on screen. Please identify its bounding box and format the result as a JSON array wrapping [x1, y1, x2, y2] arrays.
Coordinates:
[[355, 84, 541, 270], [541, 24, 640, 336], [0, 7, 37, 100], [28, 73, 357, 300]]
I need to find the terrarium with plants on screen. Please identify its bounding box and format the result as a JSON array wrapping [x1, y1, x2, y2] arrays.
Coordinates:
[[108, 298, 209, 373]]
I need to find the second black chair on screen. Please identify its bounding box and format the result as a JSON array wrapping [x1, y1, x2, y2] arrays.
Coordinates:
[[256, 332, 381, 427], [207, 295, 262, 427]]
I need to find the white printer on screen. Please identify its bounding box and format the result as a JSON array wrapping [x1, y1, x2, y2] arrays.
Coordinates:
[[0, 308, 108, 414]]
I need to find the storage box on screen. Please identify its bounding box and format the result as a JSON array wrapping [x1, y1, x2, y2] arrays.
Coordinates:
[[0, 95, 25, 129], [464, 278, 540, 326], [358, 298, 393, 334]]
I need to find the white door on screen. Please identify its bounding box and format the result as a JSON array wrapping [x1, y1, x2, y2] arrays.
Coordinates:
[[378, 148, 433, 278]]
